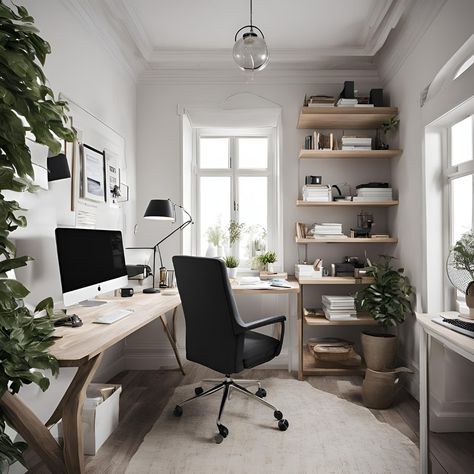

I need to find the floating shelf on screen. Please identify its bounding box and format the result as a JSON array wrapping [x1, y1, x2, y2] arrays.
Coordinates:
[[295, 237, 398, 244], [304, 314, 378, 326], [296, 200, 398, 207], [302, 349, 366, 376], [298, 149, 402, 159], [297, 106, 399, 129], [296, 276, 374, 285]]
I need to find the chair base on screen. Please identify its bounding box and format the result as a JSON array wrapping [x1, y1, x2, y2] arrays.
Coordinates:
[[173, 376, 289, 443]]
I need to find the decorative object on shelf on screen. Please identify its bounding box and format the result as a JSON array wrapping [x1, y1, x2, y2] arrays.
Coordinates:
[[307, 338, 361, 367], [255, 251, 277, 272], [354, 255, 413, 371], [0, 2, 75, 467], [369, 88, 384, 107], [233, 0, 269, 71], [224, 256, 239, 279], [447, 229, 474, 318], [339, 81, 355, 99], [305, 175, 322, 185], [350, 210, 374, 238], [133, 199, 193, 293], [375, 116, 399, 150], [81, 144, 106, 202]]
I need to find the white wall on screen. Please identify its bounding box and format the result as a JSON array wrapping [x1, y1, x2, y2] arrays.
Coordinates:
[[377, 0, 474, 430], [7, 1, 137, 463]]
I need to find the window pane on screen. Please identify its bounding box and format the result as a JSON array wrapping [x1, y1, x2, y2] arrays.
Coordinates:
[[238, 137, 268, 169], [451, 174, 473, 244], [451, 116, 473, 166], [238, 177, 267, 263], [200, 138, 229, 169], [199, 177, 231, 256]]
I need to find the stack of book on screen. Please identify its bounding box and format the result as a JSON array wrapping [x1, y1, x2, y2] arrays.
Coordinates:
[[354, 187, 393, 201], [307, 95, 336, 107], [302, 184, 331, 202], [341, 136, 372, 151], [336, 98, 358, 107], [307, 223, 347, 239], [322, 295, 357, 320]]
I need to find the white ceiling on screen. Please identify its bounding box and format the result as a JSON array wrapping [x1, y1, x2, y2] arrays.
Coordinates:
[[65, 0, 414, 79]]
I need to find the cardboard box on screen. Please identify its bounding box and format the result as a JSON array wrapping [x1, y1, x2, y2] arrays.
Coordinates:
[[82, 383, 121, 455]]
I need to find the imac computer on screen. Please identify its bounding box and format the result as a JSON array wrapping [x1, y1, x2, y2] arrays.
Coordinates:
[[55, 228, 128, 307]]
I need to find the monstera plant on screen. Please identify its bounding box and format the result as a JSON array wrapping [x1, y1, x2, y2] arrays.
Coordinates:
[[0, 2, 74, 468]]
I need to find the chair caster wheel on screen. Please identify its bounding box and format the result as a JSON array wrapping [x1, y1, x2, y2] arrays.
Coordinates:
[[278, 419, 289, 431], [173, 405, 183, 417], [255, 388, 267, 398], [195, 387, 204, 395], [217, 424, 229, 438], [274, 410, 283, 420], [215, 433, 224, 444]]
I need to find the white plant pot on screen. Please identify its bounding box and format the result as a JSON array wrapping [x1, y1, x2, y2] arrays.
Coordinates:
[[206, 244, 217, 257], [227, 267, 238, 279], [267, 263, 275, 273], [217, 245, 225, 258]]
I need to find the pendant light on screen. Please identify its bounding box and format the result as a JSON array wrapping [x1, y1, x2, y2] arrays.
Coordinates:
[[233, 0, 269, 71]]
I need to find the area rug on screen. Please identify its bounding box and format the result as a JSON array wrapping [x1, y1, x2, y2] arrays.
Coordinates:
[[126, 378, 418, 473]]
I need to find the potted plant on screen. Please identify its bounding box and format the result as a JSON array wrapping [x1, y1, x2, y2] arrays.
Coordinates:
[[256, 251, 278, 273], [354, 255, 413, 370], [224, 256, 239, 279], [228, 220, 245, 248], [205, 224, 227, 257], [0, 3, 75, 469], [375, 116, 399, 150]]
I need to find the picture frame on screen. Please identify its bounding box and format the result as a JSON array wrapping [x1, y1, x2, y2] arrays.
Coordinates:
[[81, 144, 106, 202], [117, 183, 129, 203], [26, 136, 49, 190], [104, 152, 120, 203]]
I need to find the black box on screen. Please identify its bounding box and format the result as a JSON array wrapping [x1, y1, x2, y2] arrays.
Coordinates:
[[340, 81, 354, 99], [369, 88, 384, 107], [120, 287, 134, 297]]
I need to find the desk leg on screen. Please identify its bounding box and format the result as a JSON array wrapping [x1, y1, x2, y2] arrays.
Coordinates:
[[160, 311, 186, 375], [0, 392, 65, 473], [297, 286, 303, 380], [419, 326, 429, 474], [61, 354, 103, 473]]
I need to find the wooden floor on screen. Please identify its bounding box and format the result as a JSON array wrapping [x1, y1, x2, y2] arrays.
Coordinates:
[[85, 364, 474, 474]]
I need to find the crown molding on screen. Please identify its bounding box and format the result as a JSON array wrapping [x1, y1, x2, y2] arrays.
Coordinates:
[[376, 0, 447, 84], [59, 0, 146, 83], [138, 67, 381, 86]]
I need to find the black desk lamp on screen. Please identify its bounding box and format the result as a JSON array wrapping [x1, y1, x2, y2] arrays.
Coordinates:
[[137, 199, 193, 294]]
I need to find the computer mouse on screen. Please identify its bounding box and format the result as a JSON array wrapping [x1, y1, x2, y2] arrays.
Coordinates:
[[70, 314, 83, 327]]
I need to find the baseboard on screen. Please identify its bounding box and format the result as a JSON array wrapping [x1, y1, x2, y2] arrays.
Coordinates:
[[430, 395, 474, 432]]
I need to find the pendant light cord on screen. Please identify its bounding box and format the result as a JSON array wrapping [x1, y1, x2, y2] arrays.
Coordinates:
[[250, 0, 253, 30]]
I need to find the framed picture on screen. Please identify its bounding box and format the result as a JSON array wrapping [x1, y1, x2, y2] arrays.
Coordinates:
[[104, 152, 120, 203], [81, 144, 106, 202], [117, 183, 129, 202]]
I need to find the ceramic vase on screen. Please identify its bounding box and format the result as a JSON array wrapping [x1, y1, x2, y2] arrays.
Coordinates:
[[205, 244, 217, 257]]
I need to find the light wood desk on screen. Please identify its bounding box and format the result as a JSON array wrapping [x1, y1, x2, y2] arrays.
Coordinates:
[[416, 313, 474, 474], [0, 292, 181, 474]]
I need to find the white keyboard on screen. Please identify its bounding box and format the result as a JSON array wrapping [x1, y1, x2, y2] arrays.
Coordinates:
[[94, 308, 134, 324]]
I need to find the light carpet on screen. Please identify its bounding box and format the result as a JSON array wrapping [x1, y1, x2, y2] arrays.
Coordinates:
[[126, 378, 418, 473]]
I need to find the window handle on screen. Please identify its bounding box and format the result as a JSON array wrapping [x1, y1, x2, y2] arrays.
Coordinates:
[[234, 201, 239, 212]]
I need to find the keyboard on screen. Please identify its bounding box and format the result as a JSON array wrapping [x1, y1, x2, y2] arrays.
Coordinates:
[[432, 316, 474, 339], [94, 308, 134, 324]]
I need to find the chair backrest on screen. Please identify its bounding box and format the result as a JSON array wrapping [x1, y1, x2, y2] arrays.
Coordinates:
[[172, 255, 245, 374]]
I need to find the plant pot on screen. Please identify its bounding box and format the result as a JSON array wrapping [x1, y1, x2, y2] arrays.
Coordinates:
[[205, 244, 217, 257], [362, 368, 400, 409], [227, 267, 238, 279], [361, 332, 397, 370], [267, 263, 275, 273]]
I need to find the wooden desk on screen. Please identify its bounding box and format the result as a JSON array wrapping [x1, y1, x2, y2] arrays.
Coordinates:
[[0, 292, 181, 474], [416, 313, 474, 474]]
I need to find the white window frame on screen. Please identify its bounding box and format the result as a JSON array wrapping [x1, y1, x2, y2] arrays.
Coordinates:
[[192, 127, 278, 270], [444, 114, 474, 311]]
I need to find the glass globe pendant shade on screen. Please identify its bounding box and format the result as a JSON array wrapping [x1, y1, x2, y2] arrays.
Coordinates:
[[233, 30, 269, 71]]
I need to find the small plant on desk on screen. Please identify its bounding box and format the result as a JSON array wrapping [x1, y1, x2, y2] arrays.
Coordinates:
[[255, 251, 278, 273], [0, 3, 74, 469], [224, 256, 239, 279]]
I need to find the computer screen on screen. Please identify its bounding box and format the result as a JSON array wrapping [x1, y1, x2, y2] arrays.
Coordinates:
[[55, 228, 128, 306]]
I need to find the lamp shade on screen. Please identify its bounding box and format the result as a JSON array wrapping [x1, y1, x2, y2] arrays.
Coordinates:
[[47, 153, 71, 181], [233, 31, 269, 71], [144, 199, 174, 220]]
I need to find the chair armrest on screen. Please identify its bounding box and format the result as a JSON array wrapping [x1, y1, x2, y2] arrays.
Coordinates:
[[242, 315, 286, 331]]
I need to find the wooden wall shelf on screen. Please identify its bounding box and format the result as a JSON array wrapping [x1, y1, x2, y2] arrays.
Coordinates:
[[304, 314, 378, 326], [295, 237, 398, 244], [302, 349, 366, 376], [298, 149, 402, 159], [296, 200, 398, 207], [297, 107, 399, 129]]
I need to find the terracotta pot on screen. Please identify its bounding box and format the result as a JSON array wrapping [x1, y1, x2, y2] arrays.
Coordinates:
[[362, 367, 412, 409], [361, 332, 397, 370]]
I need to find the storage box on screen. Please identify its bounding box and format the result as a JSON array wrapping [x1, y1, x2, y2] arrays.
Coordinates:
[[295, 264, 322, 279], [82, 383, 121, 455]]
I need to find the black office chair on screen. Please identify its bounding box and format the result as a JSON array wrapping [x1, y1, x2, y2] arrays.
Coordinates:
[[172, 255, 289, 443]]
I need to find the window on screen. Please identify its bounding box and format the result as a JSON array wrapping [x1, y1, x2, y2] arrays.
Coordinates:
[[445, 114, 474, 309], [193, 129, 277, 269]]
